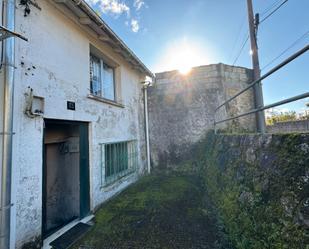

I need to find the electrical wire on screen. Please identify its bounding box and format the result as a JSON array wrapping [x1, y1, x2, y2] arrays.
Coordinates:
[[260, 0, 284, 16], [230, 0, 287, 68], [230, 0, 293, 72], [261, 30, 309, 71], [232, 34, 249, 66], [229, 15, 246, 64], [260, 0, 288, 24]]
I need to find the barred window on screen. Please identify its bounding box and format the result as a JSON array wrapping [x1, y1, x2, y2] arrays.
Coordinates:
[[90, 54, 115, 101], [101, 140, 138, 186]]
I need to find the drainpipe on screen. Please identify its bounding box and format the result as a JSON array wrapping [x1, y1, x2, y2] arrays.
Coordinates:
[[0, 0, 15, 248], [142, 81, 151, 174]]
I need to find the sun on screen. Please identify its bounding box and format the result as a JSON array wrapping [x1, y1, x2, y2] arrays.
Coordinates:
[[169, 42, 200, 75], [178, 66, 192, 75], [176, 48, 195, 75], [155, 38, 210, 75]]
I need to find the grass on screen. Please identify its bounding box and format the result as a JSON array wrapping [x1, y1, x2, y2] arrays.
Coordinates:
[[70, 173, 231, 249]]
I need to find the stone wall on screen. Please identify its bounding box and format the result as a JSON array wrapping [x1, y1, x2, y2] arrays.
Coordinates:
[[148, 64, 256, 168], [267, 119, 309, 133], [193, 132, 309, 249]]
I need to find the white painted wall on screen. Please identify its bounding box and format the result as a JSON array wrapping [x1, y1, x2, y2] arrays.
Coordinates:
[[4, 1, 148, 248]]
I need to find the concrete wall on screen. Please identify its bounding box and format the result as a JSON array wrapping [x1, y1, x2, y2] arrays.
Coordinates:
[[0, 1, 147, 248], [267, 119, 309, 133], [148, 64, 255, 168]]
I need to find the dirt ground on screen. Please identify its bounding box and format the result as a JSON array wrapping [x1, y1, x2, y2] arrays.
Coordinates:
[[71, 174, 232, 249]]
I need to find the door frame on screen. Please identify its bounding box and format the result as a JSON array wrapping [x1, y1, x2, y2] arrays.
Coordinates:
[[42, 119, 90, 238]]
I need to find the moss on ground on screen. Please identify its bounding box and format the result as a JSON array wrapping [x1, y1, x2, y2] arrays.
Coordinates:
[[71, 173, 232, 249], [71, 132, 308, 249]]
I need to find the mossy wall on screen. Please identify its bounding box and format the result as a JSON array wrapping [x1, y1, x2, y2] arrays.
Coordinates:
[[184, 132, 309, 249]]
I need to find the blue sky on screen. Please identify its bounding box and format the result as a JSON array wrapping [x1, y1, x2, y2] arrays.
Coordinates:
[[87, 0, 309, 113]]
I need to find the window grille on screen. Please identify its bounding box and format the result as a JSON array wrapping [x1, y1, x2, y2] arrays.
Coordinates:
[[100, 140, 138, 186]]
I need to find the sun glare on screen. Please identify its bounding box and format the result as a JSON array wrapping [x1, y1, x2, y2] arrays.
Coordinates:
[[176, 47, 195, 74], [178, 64, 192, 75], [154, 38, 211, 75]]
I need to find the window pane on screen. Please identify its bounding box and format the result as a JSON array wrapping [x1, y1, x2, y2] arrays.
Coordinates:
[[90, 55, 102, 96], [104, 141, 132, 185], [105, 145, 111, 177], [122, 143, 129, 170], [103, 64, 115, 100]]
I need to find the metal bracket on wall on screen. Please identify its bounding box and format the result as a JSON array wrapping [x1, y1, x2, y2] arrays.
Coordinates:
[[0, 132, 16, 135], [20, 0, 41, 16], [0, 203, 14, 212], [0, 25, 28, 42]]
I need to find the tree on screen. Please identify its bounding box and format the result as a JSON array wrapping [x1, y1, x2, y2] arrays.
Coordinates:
[[266, 111, 297, 125]]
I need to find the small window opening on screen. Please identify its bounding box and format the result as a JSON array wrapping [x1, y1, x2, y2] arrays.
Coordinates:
[[100, 140, 138, 186], [90, 54, 115, 101]]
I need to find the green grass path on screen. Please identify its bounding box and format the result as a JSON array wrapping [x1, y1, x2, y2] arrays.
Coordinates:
[[71, 174, 231, 249]]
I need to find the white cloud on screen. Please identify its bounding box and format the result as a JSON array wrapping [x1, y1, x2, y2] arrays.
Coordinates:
[[131, 19, 139, 32], [86, 0, 144, 33], [133, 0, 145, 11], [87, 0, 130, 16]]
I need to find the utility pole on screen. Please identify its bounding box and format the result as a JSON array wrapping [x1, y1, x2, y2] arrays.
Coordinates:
[[247, 0, 266, 133]]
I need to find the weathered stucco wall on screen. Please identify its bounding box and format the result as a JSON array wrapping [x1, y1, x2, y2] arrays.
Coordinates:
[[148, 64, 256, 168], [1, 1, 148, 248]]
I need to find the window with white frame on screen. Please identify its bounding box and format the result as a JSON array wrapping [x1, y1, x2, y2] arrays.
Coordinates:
[[90, 54, 115, 101], [101, 140, 138, 186]]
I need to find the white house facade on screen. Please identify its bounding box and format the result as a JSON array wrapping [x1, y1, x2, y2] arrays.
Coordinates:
[[0, 0, 153, 248]]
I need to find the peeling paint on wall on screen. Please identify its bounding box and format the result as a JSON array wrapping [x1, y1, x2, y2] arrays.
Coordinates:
[[8, 1, 148, 248]]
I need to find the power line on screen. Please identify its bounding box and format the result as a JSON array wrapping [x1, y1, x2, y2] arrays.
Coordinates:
[[260, 0, 284, 16], [229, 15, 246, 64], [232, 34, 249, 66], [261, 30, 309, 71], [230, 0, 288, 67], [230, 0, 289, 69], [260, 0, 288, 24]]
